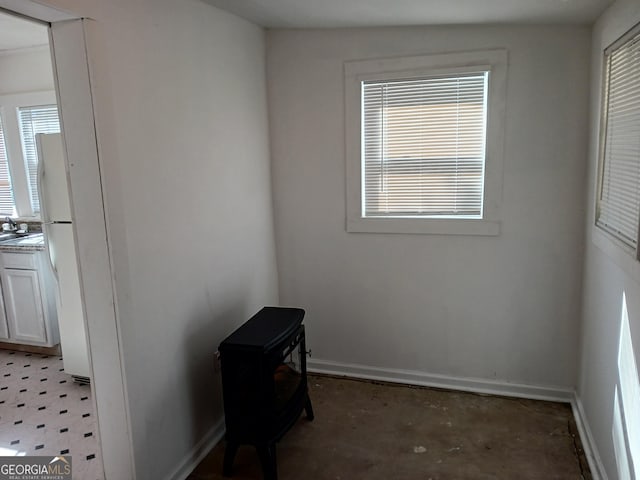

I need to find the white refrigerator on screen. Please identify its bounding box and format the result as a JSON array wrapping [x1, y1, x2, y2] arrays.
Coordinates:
[[36, 133, 91, 382]]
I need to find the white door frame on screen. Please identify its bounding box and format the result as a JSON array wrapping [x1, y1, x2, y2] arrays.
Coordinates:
[[0, 4, 135, 479]]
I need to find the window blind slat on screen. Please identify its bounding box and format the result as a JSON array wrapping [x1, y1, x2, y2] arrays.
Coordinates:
[[362, 72, 488, 218]]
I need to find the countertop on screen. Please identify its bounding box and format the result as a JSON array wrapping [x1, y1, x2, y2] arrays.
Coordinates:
[[0, 233, 45, 252]]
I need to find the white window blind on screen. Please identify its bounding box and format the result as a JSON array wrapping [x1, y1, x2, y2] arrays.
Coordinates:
[[0, 118, 15, 216], [597, 27, 640, 249], [362, 72, 488, 218], [18, 105, 61, 214]]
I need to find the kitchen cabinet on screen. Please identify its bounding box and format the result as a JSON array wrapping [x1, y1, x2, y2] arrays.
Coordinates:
[[0, 250, 59, 347]]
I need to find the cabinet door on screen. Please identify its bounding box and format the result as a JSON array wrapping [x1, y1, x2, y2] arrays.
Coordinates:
[[4, 269, 47, 344]]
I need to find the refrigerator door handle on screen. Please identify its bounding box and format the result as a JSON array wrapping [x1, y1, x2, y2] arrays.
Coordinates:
[[36, 135, 50, 225]]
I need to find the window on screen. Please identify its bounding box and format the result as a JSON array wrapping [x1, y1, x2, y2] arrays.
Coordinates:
[[362, 73, 487, 219], [18, 105, 61, 214], [0, 91, 58, 218], [0, 118, 15, 216], [596, 24, 640, 257], [345, 50, 507, 235]]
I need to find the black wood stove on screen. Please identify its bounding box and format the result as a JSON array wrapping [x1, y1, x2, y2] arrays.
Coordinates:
[[219, 307, 314, 480]]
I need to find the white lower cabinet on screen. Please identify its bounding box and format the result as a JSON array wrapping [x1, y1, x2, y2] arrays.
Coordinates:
[[5, 269, 47, 344], [0, 251, 58, 347]]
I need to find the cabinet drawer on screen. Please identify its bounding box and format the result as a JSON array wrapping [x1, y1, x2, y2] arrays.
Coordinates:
[[3, 253, 37, 270]]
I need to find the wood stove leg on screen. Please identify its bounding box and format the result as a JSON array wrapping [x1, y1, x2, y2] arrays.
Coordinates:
[[223, 441, 239, 477], [305, 394, 315, 421], [257, 443, 277, 480]]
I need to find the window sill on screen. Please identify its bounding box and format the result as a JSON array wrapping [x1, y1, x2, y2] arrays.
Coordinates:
[[347, 217, 501, 236], [591, 226, 640, 284]]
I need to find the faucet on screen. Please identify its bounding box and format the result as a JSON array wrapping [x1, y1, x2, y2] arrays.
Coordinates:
[[4, 217, 17, 231]]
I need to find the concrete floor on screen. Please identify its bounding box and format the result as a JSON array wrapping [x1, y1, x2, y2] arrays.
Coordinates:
[[189, 375, 591, 480]]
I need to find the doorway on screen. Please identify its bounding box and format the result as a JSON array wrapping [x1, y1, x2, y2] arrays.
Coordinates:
[[0, 12, 101, 476], [0, 4, 134, 479]]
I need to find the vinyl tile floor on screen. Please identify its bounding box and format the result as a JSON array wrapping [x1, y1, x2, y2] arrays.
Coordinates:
[[0, 348, 103, 480], [190, 375, 592, 480]]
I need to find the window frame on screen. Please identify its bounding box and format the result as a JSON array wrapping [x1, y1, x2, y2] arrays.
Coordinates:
[[594, 22, 640, 263], [345, 49, 508, 235], [0, 90, 57, 219]]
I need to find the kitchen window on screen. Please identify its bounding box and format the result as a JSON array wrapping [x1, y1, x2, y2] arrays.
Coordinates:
[[345, 50, 507, 235], [0, 117, 15, 216], [596, 23, 640, 259], [0, 91, 59, 219]]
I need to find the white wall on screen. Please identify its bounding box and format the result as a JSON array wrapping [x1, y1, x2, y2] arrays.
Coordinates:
[[7, 0, 279, 478], [578, 0, 640, 478], [0, 47, 54, 95], [267, 26, 590, 390], [92, 2, 279, 478]]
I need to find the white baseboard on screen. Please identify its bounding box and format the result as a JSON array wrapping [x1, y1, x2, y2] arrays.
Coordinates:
[[169, 417, 225, 480], [571, 394, 609, 480], [308, 358, 574, 403]]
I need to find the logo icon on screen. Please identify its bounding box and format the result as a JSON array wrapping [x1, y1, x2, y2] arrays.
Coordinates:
[[0, 455, 72, 479]]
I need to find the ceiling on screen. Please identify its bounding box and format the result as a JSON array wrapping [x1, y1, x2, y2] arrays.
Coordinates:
[[0, 11, 48, 52], [0, 0, 614, 53], [203, 0, 613, 28]]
